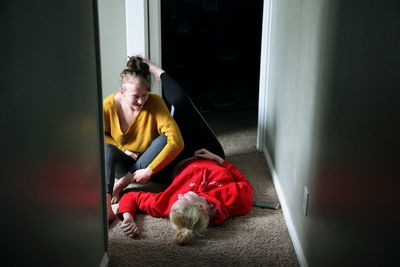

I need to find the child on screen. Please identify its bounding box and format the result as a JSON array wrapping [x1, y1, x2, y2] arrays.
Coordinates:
[[117, 148, 254, 245]]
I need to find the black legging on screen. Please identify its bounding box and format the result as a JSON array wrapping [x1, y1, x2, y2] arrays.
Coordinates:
[[161, 72, 225, 162], [104, 135, 167, 193]]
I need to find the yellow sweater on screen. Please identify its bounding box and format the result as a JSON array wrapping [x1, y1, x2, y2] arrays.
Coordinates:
[[103, 92, 184, 173]]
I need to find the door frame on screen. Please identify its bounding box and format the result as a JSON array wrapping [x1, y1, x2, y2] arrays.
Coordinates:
[[256, 0, 273, 152], [147, 0, 162, 95], [125, 0, 162, 94]]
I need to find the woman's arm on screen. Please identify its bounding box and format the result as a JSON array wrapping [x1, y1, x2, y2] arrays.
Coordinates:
[[147, 95, 184, 173]]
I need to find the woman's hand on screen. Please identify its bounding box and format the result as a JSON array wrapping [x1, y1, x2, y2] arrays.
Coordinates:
[[194, 148, 224, 165], [143, 58, 165, 81], [124, 150, 139, 160], [132, 167, 154, 184]]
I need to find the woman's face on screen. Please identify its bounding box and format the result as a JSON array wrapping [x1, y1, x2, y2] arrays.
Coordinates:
[[171, 191, 208, 211], [121, 80, 149, 112]]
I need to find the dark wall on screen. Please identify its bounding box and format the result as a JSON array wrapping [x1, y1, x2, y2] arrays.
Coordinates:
[[261, 0, 400, 265], [0, 1, 107, 266], [309, 1, 400, 266]]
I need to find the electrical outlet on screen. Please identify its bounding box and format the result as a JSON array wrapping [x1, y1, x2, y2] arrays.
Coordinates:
[[303, 187, 310, 216]]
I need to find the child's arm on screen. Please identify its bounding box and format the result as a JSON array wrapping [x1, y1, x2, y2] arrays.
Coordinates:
[[117, 192, 139, 219], [194, 148, 224, 165]]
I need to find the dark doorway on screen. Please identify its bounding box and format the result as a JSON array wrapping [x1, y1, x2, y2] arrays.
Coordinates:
[[161, 0, 263, 113]]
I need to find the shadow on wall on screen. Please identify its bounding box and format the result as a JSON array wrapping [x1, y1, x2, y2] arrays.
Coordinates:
[[306, 1, 400, 266]]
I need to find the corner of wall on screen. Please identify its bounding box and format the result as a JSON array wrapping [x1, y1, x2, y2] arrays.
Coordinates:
[[262, 147, 309, 267]]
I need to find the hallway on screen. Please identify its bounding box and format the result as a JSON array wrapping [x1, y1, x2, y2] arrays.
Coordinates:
[[107, 107, 299, 266]]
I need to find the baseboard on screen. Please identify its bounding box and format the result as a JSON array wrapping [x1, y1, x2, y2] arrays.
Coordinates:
[[100, 252, 109, 267], [262, 147, 309, 267]]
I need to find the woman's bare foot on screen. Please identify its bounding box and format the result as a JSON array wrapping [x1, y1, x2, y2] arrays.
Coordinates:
[[120, 212, 139, 238], [144, 58, 165, 81], [111, 172, 134, 204], [106, 193, 116, 222]]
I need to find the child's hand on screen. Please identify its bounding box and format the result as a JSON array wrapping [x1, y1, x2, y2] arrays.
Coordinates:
[[194, 148, 224, 165], [120, 212, 139, 238]]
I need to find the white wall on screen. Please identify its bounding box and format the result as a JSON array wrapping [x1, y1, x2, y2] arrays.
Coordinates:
[[126, 0, 147, 57], [125, 0, 162, 95], [259, 1, 336, 265], [97, 0, 128, 97], [98, 0, 161, 96]]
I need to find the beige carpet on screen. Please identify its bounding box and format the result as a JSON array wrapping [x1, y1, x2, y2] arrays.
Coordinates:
[[108, 108, 299, 266]]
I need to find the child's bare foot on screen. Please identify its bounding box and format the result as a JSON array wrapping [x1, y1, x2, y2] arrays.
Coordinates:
[[106, 193, 116, 222], [120, 212, 139, 238], [111, 172, 134, 204], [144, 58, 165, 81]]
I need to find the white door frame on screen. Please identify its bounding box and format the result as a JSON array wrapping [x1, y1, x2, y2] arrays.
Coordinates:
[[147, 0, 162, 95], [256, 0, 273, 152], [125, 0, 162, 95]]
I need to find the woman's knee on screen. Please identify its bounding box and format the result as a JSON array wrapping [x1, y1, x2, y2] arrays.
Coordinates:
[[132, 135, 167, 171], [151, 135, 167, 147]]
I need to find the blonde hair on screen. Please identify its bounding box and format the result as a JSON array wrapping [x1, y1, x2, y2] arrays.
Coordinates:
[[169, 204, 210, 245]]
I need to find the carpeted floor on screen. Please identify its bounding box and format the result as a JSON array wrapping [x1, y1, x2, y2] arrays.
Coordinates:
[[108, 106, 299, 266]]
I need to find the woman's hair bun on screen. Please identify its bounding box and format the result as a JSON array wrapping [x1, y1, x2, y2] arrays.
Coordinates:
[[126, 56, 150, 77]]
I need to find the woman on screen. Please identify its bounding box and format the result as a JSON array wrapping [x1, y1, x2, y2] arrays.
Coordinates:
[[117, 148, 254, 245], [103, 56, 184, 221]]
